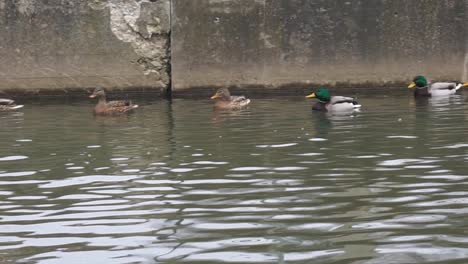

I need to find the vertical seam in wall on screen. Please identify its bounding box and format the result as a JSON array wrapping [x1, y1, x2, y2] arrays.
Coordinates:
[[260, 0, 267, 85], [465, 0, 468, 81], [464, 0, 468, 81], [167, 0, 173, 98]]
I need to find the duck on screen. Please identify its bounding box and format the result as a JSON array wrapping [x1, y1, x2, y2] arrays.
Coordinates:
[[305, 88, 361, 113], [210, 88, 250, 110], [408, 75, 468, 97], [0, 99, 23, 111], [89, 87, 138, 115]]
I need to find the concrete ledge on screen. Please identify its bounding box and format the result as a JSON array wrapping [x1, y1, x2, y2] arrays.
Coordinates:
[[171, 81, 410, 99], [0, 86, 166, 100]]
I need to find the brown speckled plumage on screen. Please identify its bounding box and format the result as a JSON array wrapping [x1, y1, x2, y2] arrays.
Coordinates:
[[89, 87, 138, 115], [210, 88, 251, 110]]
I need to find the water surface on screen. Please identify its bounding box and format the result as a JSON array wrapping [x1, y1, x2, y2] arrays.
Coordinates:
[[1, 93, 468, 264]]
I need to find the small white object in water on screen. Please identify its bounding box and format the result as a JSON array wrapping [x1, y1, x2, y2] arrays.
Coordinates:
[[398, 118, 402, 122], [0, 155, 28, 161], [309, 138, 328, 142]]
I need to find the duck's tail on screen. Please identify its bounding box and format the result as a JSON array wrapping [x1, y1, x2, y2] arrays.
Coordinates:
[[10, 105, 24, 110], [455, 82, 468, 91], [352, 100, 362, 109]]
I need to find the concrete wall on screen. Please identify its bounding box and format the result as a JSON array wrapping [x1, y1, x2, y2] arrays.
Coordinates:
[[0, 0, 467, 95], [171, 0, 468, 91], [0, 0, 170, 95]]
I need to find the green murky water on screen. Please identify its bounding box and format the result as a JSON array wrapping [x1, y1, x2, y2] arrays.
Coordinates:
[[0, 93, 468, 264]]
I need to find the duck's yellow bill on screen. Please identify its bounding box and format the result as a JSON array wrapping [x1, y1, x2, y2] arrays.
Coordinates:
[[210, 94, 219, 99], [463, 82, 468, 87], [305, 93, 316, 98], [408, 82, 416, 89]]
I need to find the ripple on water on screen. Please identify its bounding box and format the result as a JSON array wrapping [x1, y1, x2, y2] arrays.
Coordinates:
[[0, 97, 467, 264], [432, 143, 468, 149], [54, 194, 111, 200], [409, 198, 468, 207], [375, 244, 468, 262], [256, 143, 298, 148], [0, 171, 36, 177], [283, 250, 345, 262], [377, 159, 440, 167], [66, 166, 85, 170], [186, 251, 277, 263], [386, 135, 418, 139], [191, 161, 229, 165], [170, 168, 197, 173], [308, 138, 328, 142], [290, 152, 323, 156], [230, 167, 270, 171], [110, 157, 130, 161], [273, 166, 307, 171], [194, 222, 270, 230], [39, 175, 140, 188], [390, 214, 447, 224], [288, 223, 342, 231], [0, 155, 28, 161]]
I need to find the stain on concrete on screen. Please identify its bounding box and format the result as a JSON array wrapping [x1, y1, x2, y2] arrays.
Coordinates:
[[17, 0, 35, 16], [88, 0, 171, 88], [0, 0, 170, 95]]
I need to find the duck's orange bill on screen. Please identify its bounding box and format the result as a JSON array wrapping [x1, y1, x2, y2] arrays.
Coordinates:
[[408, 82, 416, 89], [305, 93, 316, 98], [463, 82, 468, 87], [210, 93, 220, 99]]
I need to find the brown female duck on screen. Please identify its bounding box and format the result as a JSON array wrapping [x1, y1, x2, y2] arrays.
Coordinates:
[[210, 88, 250, 110], [89, 87, 138, 115]]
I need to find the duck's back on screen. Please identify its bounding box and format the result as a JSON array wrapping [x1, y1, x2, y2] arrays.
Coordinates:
[[214, 96, 250, 109], [231, 96, 250, 107], [328, 96, 360, 112], [94, 101, 138, 115], [107, 100, 132, 107], [330, 96, 356, 105], [429, 82, 459, 96]]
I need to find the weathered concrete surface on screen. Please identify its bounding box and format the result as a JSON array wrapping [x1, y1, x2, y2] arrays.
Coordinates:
[[0, 0, 170, 95], [1, 0, 467, 96], [171, 0, 468, 91]]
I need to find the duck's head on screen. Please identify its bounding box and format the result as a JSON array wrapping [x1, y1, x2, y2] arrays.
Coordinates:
[[305, 88, 331, 102], [408, 75, 428, 89], [89, 87, 106, 98], [210, 88, 231, 101]]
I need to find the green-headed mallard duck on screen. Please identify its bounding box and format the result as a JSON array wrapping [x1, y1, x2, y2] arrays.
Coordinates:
[[408, 75, 468, 97], [306, 88, 361, 113], [89, 87, 138, 115], [210, 88, 251, 110], [0, 99, 23, 111]]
